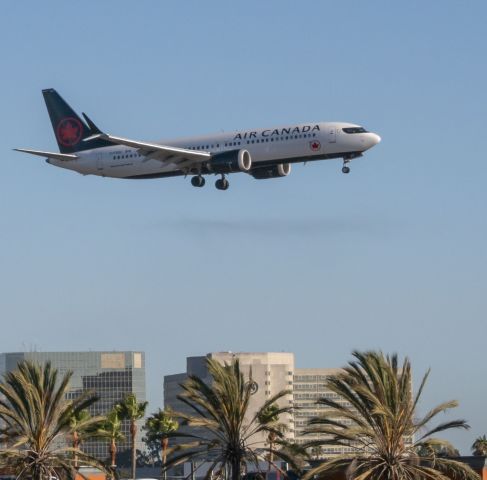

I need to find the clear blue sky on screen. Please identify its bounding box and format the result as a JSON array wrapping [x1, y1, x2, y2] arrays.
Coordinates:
[[1, 1, 486, 453]]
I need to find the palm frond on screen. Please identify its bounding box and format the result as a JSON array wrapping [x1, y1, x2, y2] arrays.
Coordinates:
[[300, 351, 478, 480]]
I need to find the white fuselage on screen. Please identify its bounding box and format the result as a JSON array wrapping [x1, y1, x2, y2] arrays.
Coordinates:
[[47, 121, 380, 179]]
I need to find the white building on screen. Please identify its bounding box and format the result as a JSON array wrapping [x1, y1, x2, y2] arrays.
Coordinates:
[[164, 352, 295, 447]]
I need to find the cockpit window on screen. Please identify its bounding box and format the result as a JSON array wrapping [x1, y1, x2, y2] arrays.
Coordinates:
[[342, 127, 368, 134]]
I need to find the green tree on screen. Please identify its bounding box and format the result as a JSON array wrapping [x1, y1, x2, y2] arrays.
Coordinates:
[[142, 408, 179, 479], [116, 393, 148, 480], [0, 360, 105, 479], [472, 435, 487, 456], [303, 351, 479, 480], [69, 408, 106, 469], [97, 409, 126, 475], [165, 358, 296, 480], [309, 446, 323, 460], [258, 403, 283, 472], [417, 442, 460, 458]]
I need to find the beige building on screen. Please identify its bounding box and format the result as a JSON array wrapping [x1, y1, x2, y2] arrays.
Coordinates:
[[164, 352, 295, 446], [164, 353, 348, 456], [293, 367, 356, 456]]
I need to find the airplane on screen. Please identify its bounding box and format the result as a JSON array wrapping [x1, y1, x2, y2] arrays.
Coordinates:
[[15, 89, 381, 191]]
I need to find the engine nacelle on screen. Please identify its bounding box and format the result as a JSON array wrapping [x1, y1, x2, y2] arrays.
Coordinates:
[[250, 163, 291, 180], [207, 149, 252, 174]]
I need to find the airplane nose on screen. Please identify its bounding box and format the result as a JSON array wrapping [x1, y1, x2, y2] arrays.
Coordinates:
[[370, 133, 381, 145]]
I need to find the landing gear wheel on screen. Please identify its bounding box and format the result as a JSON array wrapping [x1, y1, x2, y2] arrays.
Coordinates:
[[215, 177, 229, 190], [342, 166, 350, 174], [191, 175, 205, 187]]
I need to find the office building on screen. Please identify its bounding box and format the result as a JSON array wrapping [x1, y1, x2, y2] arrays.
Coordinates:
[[164, 352, 295, 447], [0, 351, 146, 459], [293, 367, 355, 456]]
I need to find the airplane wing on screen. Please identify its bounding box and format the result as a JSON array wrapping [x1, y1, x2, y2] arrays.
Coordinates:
[[82, 113, 211, 166], [14, 148, 78, 161]]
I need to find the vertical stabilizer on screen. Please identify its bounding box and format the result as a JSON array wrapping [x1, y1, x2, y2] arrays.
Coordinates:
[[42, 89, 111, 153]]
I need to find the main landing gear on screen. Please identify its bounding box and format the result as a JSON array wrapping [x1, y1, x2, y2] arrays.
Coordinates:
[[190, 174, 229, 190], [191, 175, 205, 187], [215, 175, 229, 191]]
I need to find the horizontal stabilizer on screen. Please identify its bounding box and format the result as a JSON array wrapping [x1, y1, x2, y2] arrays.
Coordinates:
[[14, 148, 78, 161]]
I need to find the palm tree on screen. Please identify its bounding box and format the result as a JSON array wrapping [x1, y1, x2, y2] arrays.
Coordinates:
[[310, 446, 323, 460], [302, 351, 479, 480], [0, 360, 105, 479], [69, 408, 106, 469], [472, 435, 487, 456], [258, 403, 282, 472], [143, 408, 179, 479], [116, 393, 148, 480], [97, 409, 125, 476], [165, 358, 296, 480], [416, 442, 460, 458]]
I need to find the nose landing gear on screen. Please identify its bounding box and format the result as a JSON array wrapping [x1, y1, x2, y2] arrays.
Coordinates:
[[341, 153, 362, 174], [215, 175, 229, 191]]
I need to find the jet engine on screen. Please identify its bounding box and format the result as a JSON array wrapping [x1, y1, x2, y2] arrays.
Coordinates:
[[207, 149, 252, 174], [250, 163, 291, 179]]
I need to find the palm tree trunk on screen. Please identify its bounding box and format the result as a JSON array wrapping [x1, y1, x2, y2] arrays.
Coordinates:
[[162, 437, 169, 480], [109, 438, 118, 480], [268, 438, 273, 473], [73, 431, 79, 469], [231, 457, 240, 480], [111, 438, 117, 467], [131, 420, 137, 480]]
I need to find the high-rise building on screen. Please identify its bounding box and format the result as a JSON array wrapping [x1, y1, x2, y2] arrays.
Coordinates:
[[164, 352, 295, 447], [0, 351, 146, 459], [293, 367, 357, 456]]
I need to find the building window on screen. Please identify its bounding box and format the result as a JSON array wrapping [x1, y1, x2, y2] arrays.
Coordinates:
[[133, 353, 142, 368]]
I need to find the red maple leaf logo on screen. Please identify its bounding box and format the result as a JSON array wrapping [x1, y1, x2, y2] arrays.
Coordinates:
[[310, 141, 321, 151], [56, 118, 83, 147]]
